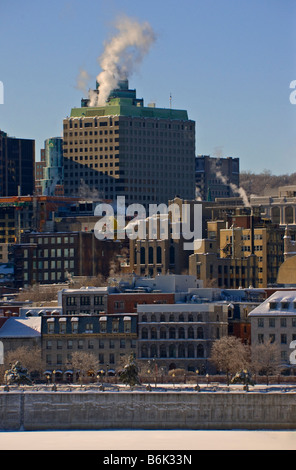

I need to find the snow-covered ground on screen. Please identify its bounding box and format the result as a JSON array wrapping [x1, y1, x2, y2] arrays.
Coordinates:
[[1, 382, 296, 393], [0, 429, 296, 450]]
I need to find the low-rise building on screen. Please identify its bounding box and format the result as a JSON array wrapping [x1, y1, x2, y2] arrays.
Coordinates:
[[14, 231, 126, 288], [58, 286, 108, 315], [248, 290, 296, 373], [0, 316, 42, 355], [137, 299, 228, 374], [41, 313, 137, 381]]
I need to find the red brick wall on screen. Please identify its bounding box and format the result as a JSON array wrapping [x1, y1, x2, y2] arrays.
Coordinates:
[[107, 293, 175, 314]]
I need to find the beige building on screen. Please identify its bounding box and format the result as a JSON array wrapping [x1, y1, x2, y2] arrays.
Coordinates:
[[42, 314, 138, 381], [219, 223, 284, 287], [189, 238, 258, 288], [63, 80, 196, 205], [128, 197, 203, 277], [251, 185, 296, 227]]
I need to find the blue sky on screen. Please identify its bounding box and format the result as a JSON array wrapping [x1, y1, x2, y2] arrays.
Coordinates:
[[0, 0, 296, 174]]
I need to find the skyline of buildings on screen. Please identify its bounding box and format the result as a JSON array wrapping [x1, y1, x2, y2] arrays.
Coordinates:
[[0, 75, 295, 380]]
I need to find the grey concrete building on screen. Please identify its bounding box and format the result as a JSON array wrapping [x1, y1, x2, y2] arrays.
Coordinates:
[[195, 155, 239, 201], [137, 299, 228, 374]]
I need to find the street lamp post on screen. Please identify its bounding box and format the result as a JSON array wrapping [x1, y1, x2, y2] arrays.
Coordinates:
[[195, 368, 200, 391], [147, 360, 152, 391]]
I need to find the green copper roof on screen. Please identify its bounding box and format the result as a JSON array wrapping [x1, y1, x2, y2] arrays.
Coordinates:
[[70, 97, 189, 121]]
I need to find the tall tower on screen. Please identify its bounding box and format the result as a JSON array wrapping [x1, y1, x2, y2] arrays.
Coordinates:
[[40, 137, 64, 196], [62, 80, 196, 206], [0, 130, 35, 196]]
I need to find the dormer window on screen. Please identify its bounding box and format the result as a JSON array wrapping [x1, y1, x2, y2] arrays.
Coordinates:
[[281, 302, 289, 310], [269, 302, 277, 310]]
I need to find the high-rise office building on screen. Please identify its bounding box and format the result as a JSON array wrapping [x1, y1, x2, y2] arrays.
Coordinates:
[[40, 137, 64, 196], [0, 130, 35, 196], [62, 80, 196, 205], [195, 155, 239, 201]]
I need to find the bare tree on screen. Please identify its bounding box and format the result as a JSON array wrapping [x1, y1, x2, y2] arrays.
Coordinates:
[[251, 339, 281, 385], [16, 284, 61, 304], [3, 346, 43, 382], [70, 351, 99, 384], [210, 336, 250, 385], [69, 275, 108, 289]]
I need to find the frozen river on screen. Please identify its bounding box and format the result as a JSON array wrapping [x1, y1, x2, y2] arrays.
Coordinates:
[[1, 429, 296, 450]]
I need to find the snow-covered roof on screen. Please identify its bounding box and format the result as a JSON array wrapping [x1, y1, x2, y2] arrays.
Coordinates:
[[0, 317, 41, 338], [249, 290, 296, 317]]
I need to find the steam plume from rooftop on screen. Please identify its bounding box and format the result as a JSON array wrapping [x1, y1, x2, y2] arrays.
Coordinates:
[[89, 15, 156, 106]]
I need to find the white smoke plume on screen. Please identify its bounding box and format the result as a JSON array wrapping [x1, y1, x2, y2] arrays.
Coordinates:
[[89, 15, 156, 106], [76, 68, 91, 95], [216, 170, 250, 207]]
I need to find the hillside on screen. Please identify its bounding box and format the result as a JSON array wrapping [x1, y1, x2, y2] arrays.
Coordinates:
[[239, 170, 296, 197]]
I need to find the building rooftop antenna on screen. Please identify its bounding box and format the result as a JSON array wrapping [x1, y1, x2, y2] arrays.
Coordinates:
[[169, 93, 172, 109]]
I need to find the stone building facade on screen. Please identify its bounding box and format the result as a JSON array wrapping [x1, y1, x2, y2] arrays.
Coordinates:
[[41, 313, 137, 381], [249, 290, 296, 373], [137, 302, 228, 374]]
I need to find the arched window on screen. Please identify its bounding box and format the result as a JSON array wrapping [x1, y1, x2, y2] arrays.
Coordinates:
[[169, 344, 176, 358], [151, 314, 157, 322], [169, 327, 176, 339], [271, 206, 280, 224], [157, 246, 162, 264], [142, 315, 147, 322], [160, 344, 167, 358], [197, 344, 204, 358], [197, 313, 202, 322], [178, 344, 185, 358], [169, 314, 175, 322], [197, 327, 204, 339], [179, 314, 184, 322], [150, 344, 157, 358], [140, 247, 145, 264], [285, 206, 294, 224], [160, 327, 167, 339], [188, 314, 194, 322], [188, 344, 195, 358], [188, 326, 194, 339], [141, 345, 148, 358], [151, 327, 157, 339], [160, 314, 166, 322], [178, 327, 185, 339], [141, 327, 148, 339], [149, 246, 154, 264]]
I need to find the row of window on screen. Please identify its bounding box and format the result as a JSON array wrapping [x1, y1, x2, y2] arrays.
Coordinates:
[[140, 343, 205, 359], [46, 353, 121, 366], [66, 296, 104, 306], [27, 248, 75, 259], [28, 236, 75, 245], [46, 319, 132, 334], [65, 120, 119, 129], [258, 317, 296, 327], [45, 338, 136, 350], [257, 333, 295, 346], [28, 271, 73, 282], [269, 301, 296, 310], [141, 326, 207, 340], [140, 313, 216, 323]]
